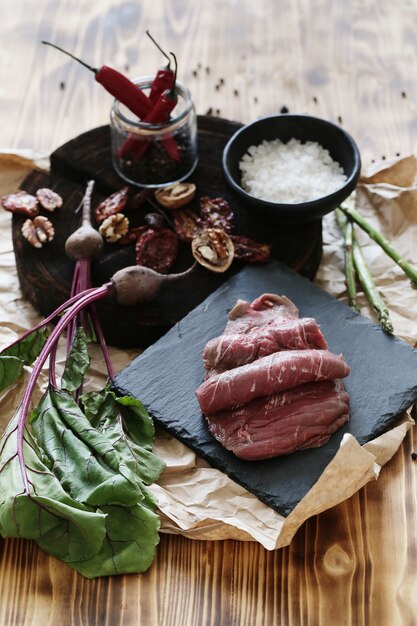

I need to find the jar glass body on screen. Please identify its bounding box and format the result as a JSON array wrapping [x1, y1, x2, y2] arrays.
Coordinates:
[[110, 77, 198, 188]]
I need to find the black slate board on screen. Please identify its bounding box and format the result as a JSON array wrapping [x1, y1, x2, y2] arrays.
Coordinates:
[[114, 261, 417, 516]]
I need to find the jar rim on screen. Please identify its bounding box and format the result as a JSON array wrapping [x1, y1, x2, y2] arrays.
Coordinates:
[[111, 77, 194, 130]]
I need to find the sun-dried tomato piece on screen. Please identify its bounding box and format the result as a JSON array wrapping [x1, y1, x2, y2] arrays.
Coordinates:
[[230, 235, 272, 263], [135, 227, 179, 273], [1, 191, 39, 217], [36, 188, 63, 211], [118, 225, 149, 245], [199, 196, 235, 234], [95, 187, 129, 223], [173, 209, 203, 242]]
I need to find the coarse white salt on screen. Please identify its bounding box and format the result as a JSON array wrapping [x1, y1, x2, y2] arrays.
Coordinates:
[[239, 138, 347, 203]]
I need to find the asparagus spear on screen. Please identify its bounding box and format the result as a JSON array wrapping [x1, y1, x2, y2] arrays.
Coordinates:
[[351, 231, 394, 334], [335, 208, 359, 312], [335, 208, 394, 334], [338, 200, 417, 285]]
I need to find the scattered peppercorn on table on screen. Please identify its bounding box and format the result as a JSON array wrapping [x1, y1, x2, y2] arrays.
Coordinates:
[[1, 1, 417, 625]]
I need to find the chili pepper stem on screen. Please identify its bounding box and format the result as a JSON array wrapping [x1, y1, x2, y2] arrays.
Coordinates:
[[146, 30, 171, 68], [42, 41, 97, 74], [169, 52, 178, 95]]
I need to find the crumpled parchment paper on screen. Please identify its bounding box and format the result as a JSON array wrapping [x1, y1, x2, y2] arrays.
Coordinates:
[[0, 151, 414, 550]]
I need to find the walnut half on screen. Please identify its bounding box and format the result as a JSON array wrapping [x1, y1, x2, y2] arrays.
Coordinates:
[[191, 228, 234, 273], [99, 213, 129, 242], [155, 183, 196, 209], [22, 216, 55, 248]]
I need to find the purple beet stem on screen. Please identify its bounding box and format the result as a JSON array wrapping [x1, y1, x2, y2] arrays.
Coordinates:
[[17, 283, 113, 491]]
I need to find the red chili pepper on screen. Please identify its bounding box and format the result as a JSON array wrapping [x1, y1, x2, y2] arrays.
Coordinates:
[[42, 41, 152, 119], [144, 88, 178, 123], [117, 53, 180, 162], [149, 69, 175, 104], [146, 31, 175, 105]]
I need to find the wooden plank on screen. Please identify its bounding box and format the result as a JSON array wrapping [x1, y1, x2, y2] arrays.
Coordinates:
[[1, 0, 417, 624], [1, 428, 416, 626]]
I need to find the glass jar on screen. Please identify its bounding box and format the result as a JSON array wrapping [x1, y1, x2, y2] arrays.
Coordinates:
[[110, 77, 198, 188]]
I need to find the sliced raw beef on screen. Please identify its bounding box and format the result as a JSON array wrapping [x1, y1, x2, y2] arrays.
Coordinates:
[[203, 293, 327, 376], [206, 380, 350, 460], [204, 317, 328, 375], [195, 348, 350, 415], [226, 293, 299, 331], [195, 293, 351, 461]]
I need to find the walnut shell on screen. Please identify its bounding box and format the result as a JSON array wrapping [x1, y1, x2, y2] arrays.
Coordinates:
[[155, 183, 196, 209], [191, 228, 234, 273]]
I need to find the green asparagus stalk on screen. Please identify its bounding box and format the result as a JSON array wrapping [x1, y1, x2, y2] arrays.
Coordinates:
[[338, 200, 417, 285], [335, 208, 359, 312], [351, 230, 394, 334], [335, 207, 394, 334]]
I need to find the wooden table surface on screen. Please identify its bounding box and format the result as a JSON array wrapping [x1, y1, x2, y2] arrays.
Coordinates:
[[1, 1, 417, 625]]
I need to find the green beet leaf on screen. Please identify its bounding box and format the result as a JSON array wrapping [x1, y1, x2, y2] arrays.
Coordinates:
[[0, 355, 24, 392], [74, 496, 161, 578], [30, 387, 144, 507], [81, 388, 165, 485], [61, 327, 90, 392], [0, 327, 50, 392], [0, 411, 106, 565], [1, 326, 50, 365], [28, 385, 164, 578]]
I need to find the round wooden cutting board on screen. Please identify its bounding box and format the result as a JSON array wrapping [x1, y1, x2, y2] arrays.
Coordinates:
[[12, 116, 323, 348]]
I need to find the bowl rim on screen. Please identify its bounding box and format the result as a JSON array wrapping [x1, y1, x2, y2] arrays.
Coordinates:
[[222, 113, 361, 210]]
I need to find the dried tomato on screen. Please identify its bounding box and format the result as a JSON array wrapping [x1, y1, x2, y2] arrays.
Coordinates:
[[95, 187, 128, 223], [118, 225, 149, 245], [2, 191, 39, 217], [199, 196, 235, 234], [135, 227, 179, 273], [173, 209, 203, 242], [230, 235, 271, 263]]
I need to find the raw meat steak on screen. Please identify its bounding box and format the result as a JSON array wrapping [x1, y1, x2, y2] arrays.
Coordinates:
[[204, 317, 328, 375], [196, 348, 350, 415], [203, 293, 327, 375], [195, 293, 351, 461], [206, 380, 350, 460]]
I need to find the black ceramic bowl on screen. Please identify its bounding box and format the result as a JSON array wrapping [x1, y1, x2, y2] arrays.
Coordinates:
[[222, 114, 361, 224]]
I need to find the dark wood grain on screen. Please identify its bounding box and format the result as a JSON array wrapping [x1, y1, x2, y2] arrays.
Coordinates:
[[13, 117, 322, 348]]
